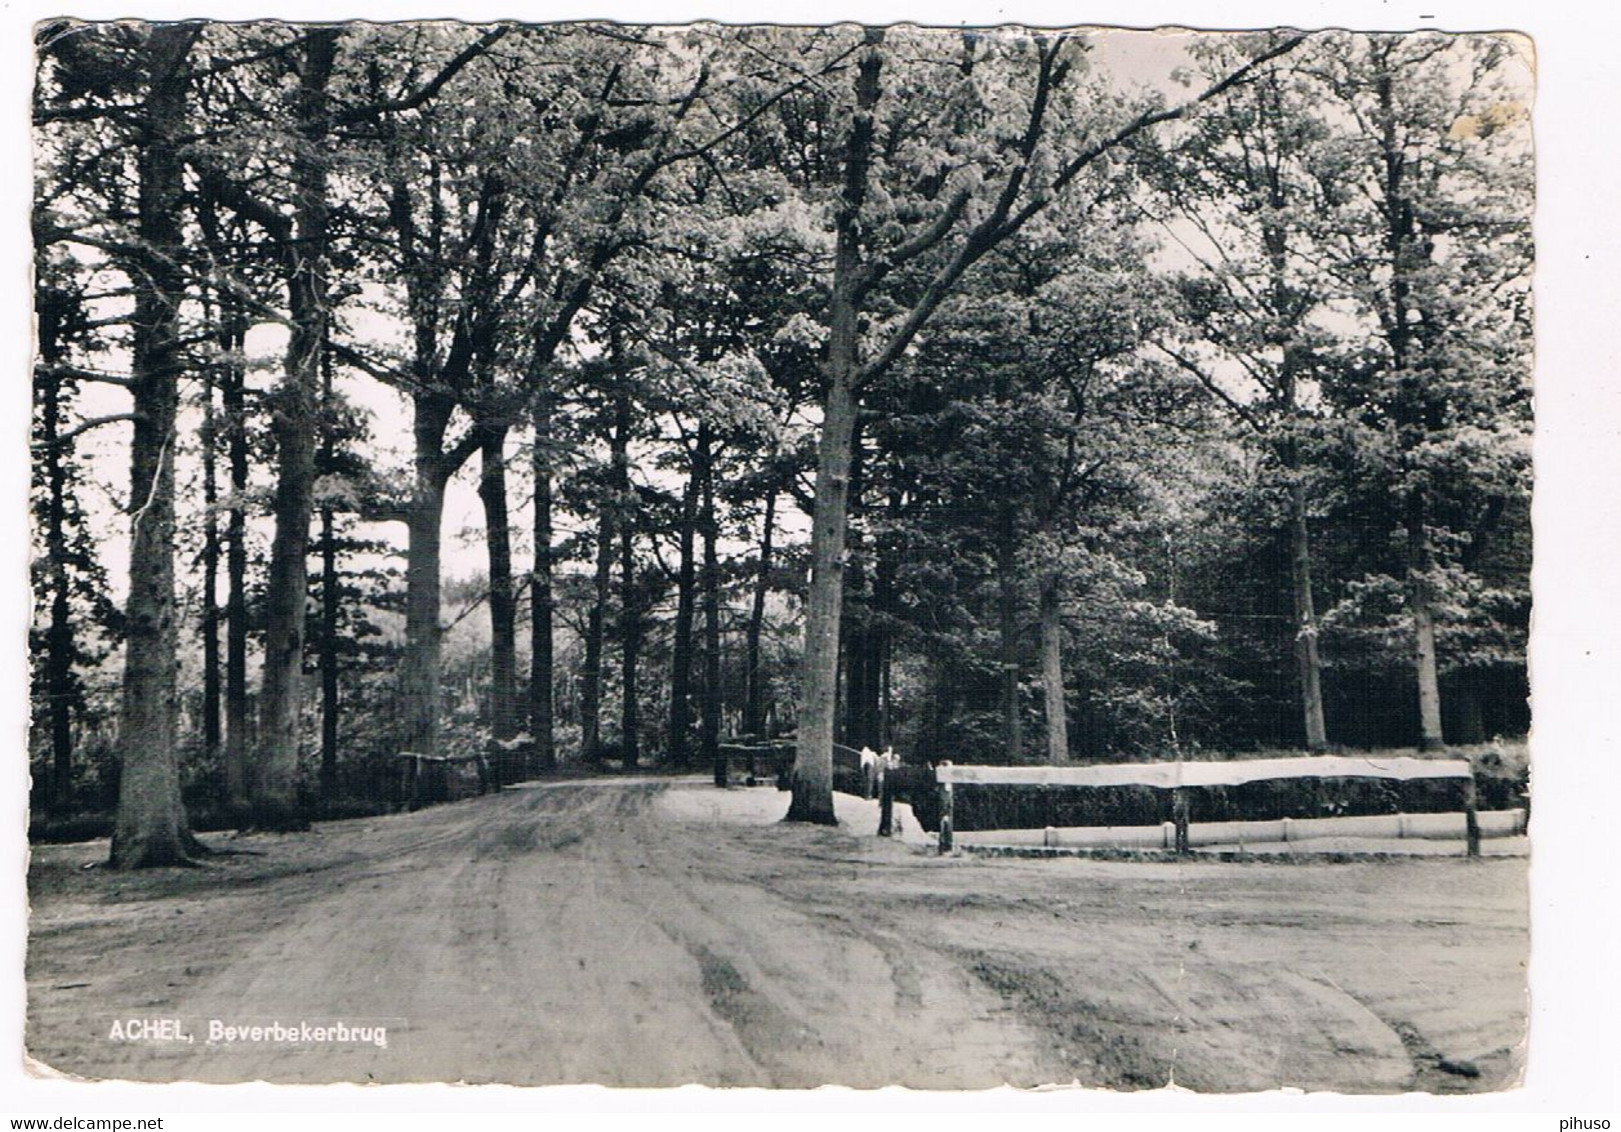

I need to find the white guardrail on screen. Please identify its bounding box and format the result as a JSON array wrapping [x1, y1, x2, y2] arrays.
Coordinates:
[[932, 756, 1492, 857], [951, 809, 1527, 850]]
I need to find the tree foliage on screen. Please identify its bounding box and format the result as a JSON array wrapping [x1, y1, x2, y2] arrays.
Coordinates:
[[30, 23, 1532, 859]]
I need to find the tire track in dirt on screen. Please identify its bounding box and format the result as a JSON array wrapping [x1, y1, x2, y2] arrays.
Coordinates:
[[30, 780, 1057, 1087], [601, 784, 1065, 1087], [27, 777, 1526, 1091]]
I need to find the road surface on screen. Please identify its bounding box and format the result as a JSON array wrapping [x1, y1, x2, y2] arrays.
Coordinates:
[[27, 777, 1527, 1091]]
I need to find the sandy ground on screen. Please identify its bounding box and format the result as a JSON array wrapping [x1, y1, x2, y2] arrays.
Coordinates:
[[26, 777, 1527, 1092]]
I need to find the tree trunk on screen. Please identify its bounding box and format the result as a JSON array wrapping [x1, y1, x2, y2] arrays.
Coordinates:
[[1409, 514, 1446, 751], [790, 353, 859, 822], [669, 473, 698, 767], [1412, 595, 1445, 749], [743, 488, 776, 740], [875, 522, 897, 749], [580, 505, 613, 763], [400, 397, 454, 757], [844, 615, 882, 750], [841, 559, 865, 748], [787, 32, 882, 825], [224, 316, 249, 814], [858, 621, 883, 749], [110, 24, 196, 868], [254, 378, 319, 827], [620, 537, 640, 771], [998, 508, 1023, 763], [479, 424, 519, 776], [1376, 61, 1447, 754], [840, 433, 878, 751], [840, 489, 883, 751], [201, 363, 222, 769], [318, 505, 339, 800], [1039, 575, 1069, 766], [36, 292, 76, 813], [1288, 481, 1329, 751], [249, 28, 336, 831], [389, 165, 501, 766], [611, 384, 638, 770], [46, 511, 77, 813], [880, 631, 893, 750], [1267, 178, 1329, 754], [530, 395, 555, 773], [699, 425, 724, 785], [318, 343, 339, 802], [195, 189, 246, 815]]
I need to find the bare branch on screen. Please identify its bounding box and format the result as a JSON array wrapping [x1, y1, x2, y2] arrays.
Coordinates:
[[855, 184, 973, 299], [1153, 343, 1270, 437], [999, 34, 1310, 241], [192, 161, 292, 243], [332, 26, 509, 125], [442, 427, 487, 477], [856, 34, 1307, 389], [33, 412, 142, 449], [35, 362, 137, 389]]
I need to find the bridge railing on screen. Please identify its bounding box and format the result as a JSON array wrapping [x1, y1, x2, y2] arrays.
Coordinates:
[[933, 755, 1487, 857]]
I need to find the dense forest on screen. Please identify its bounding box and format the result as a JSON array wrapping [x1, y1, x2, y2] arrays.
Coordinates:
[[29, 22, 1531, 865]]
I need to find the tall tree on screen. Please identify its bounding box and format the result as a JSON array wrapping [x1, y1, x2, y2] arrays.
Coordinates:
[[109, 23, 203, 866], [221, 311, 252, 810], [479, 422, 521, 776], [579, 490, 614, 763], [189, 77, 261, 817], [383, 158, 508, 761], [1151, 44, 1339, 750], [742, 483, 779, 742], [316, 344, 341, 801], [197, 306, 222, 768], [612, 339, 641, 770], [668, 470, 699, 767], [529, 386, 558, 772], [33, 286, 81, 812], [31, 274, 120, 813], [249, 26, 338, 828], [1310, 33, 1532, 749], [779, 28, 1304, 821], [349, 24, 767, 761], [698, 423, 724, 783]]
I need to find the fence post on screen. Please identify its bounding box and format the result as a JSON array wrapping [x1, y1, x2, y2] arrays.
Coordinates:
[[1464, 775, 1481, 858], [878, 758, 894, 837], [938, 761, 954, 854], [407, 753, 423, 812], [1172, 786, 1191, 855]]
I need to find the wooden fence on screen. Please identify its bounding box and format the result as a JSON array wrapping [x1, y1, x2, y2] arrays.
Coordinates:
[[716, 740, 881, 797], [934, 756, 1488, 857], [390, 750, 492, 811]]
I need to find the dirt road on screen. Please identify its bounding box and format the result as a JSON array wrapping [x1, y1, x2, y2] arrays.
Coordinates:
[[26, 777, 1527, 1091]]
